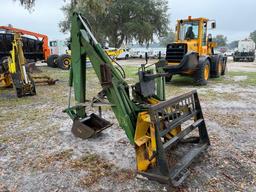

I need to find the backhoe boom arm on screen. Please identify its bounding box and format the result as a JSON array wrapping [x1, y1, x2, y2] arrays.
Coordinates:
[[67, 13, 144, 142]]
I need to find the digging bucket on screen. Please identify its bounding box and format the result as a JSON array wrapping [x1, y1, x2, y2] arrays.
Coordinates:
[[71, 113, 112, 139]]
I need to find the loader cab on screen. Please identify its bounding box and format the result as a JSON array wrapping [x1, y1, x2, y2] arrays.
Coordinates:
[[165, 16, 226, 86], [178, 20, 199, 41], [176, 17, 210, 55]]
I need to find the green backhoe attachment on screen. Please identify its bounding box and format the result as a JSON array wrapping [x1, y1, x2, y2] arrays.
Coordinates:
[[64, 12, 210, 186]]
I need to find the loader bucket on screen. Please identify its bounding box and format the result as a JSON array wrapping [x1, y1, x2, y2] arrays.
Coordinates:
[[138, 90, 210, 186], [71, 113, 112, 139]]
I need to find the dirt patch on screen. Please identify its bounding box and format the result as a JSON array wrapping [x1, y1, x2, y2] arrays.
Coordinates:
[[204, 110, 241, 128], [232, 75, 248, 81]]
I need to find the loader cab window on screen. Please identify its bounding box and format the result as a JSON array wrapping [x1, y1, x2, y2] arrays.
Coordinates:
[[179, 21, 199, 40]]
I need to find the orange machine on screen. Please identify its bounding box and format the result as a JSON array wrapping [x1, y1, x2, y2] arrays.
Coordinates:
[[0, 26, 50, 60]]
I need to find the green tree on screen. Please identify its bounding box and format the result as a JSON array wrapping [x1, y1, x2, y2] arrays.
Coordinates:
[[59, 0, 110, 44], [213, 35, 227, 47], [60, 0, 169, 47], [249, 30, 256, 44], [15, 0, 35, 10], [16, 0, 169, 47], [15, 0, 108, 11], [159, 30, 175, 46]]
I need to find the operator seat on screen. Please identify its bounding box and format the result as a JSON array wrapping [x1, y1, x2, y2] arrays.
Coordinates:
[[185, 26, 195, 39]]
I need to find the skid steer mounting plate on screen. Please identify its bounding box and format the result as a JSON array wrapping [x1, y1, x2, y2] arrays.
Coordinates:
[[71, 113, 112, 139], [139, 90, 210, 186]]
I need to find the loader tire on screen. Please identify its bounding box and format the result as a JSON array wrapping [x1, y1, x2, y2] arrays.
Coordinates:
[[194, 59, 210, 86], [221, 59, 227, 76], [57, 54, 71, 70], [47, 54, 59, 68], [0, 56, 9, 73], [16, 88, 23, 98], [211, 55, 223, 78]]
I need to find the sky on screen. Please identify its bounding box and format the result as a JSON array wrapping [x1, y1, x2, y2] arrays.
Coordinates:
[[170, 0, 256, 42], [0, 0, 68, 40], [0, 0, 256, 42]]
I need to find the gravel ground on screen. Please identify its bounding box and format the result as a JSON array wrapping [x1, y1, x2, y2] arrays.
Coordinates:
[[0, 58, 255, 192]]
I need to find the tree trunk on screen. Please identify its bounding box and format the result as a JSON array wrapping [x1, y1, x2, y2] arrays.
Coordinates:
[[116, 34, 125, 48]]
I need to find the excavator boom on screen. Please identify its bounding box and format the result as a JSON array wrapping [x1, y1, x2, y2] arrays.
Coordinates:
[[8, 33, 36, 97], [0, 33, 57, 97]]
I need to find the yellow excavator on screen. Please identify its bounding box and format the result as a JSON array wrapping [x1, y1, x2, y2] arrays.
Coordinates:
[[164, 16, 227, 85], [0, 33, 36, 97], [0, 33, 57, 98]]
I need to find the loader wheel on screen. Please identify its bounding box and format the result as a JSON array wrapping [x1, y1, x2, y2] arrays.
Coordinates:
[[57, 54, 71, 70], [0, 56, 10, 73], [16, 88, 23, 98], [47, 54, 59, 68], [211, 55, 223, 78], [194, 60, 210, 86], [221, 60, 227, 76]]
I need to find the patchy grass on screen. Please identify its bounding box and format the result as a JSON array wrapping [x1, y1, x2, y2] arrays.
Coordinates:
[[0, 66, 70, 107], [37, 66, 70, 80], [171, 75, 194, 86], [204, 110, 242, 128], [21, 149, 74, 171], [123, 65, 139, 80], [228, 71, 256, 86], [72, 154, 113, 187], [170, 74, 229, 86], [18, 149, 135, 188], [199, 89, 241, 101], [0, 123, 59, 144]]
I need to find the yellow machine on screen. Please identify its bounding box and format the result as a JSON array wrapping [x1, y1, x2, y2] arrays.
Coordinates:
[[0, 33, 57, 98], [60, 48, 124, 67], [164, 16, 227, 85], [0, 33, 36, 97], [105, 48, 125, 58], [0, 59, 12, 88]]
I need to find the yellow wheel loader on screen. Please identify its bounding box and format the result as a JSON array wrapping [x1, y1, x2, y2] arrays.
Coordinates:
[[164, 16, 227, 85]]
